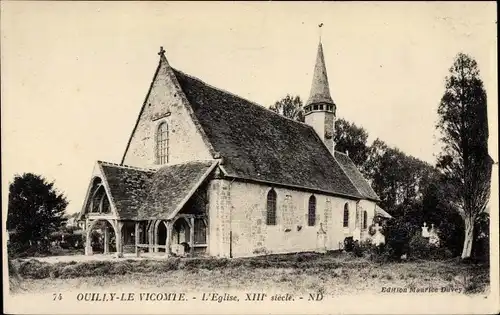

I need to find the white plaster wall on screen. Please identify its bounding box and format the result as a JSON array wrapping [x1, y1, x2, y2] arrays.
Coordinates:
[[304, 111, 326, 142], [228, 180, 360, 258]]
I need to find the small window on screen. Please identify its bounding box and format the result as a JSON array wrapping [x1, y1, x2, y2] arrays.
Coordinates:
[[308, 195, 316, 226], [313, 104, 318, 110], [363, 211, 368, 229], [319, 104, 324, 110], [156, 122, 169, 164], [343, 203, 349, 228], [266, 189, 277, 225]]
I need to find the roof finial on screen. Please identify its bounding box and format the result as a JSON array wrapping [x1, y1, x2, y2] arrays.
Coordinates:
[[318, 23, 324, 43], [158, 46, 166, 56]]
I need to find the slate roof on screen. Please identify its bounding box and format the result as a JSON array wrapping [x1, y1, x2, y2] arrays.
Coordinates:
[[173, 69, 363, 199], [99, 161, 215, 220], [306, 42, 335, 106], [100, 162, 155, 220], [375, 205, 393, 219], [141, 161, 215, 220], [334, 152, 380, 201]]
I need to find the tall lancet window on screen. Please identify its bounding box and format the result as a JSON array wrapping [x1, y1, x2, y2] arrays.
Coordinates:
[[266, 189, 277, 225], [308, 195, 316, 226], [343, 203, 349, 228], [156, 122, 168, 164]]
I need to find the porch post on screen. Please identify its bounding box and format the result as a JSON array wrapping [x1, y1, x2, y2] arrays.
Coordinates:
[[103, 224, 110, 254], [189, 217, 195, 256], [165, 221, 172, 258], [115, 220, 124, 258], [85, 219, 93, 256], [148, 221, 154, 253], [154, 221, 160, 253], [135, 221, 140, 257]]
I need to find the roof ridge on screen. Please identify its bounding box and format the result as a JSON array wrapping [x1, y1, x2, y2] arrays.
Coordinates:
[[98, 160, 157, 173], [172, 68, 316, 129], [158, 159, 217, 168]]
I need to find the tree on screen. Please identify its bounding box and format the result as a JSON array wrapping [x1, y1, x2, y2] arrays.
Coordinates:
[[364, 139, 438, 217], [7, 173, 68, 251], [436, 53, 492, 259], [269, 94, 305, 122], [334, 118, 370, 169]]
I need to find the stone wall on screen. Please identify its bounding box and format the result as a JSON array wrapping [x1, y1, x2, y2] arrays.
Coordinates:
[[206, 179, 378, 258], [207, 179, 231, 257], [122, 59, 212, 168]]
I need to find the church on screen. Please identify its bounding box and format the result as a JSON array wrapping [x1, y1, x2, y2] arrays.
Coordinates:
[[78, 40, 391, 258]]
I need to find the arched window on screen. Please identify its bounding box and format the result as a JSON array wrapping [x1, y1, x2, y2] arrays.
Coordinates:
[[363, 211, 368, 229], [266, 189, 277, 225], [156, 122, 169, 164], [343, 203, 349, 228], [308, 195, 316, 226]]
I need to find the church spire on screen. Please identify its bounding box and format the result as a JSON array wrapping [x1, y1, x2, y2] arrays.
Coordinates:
[[306, 40, 335, 107], [304, 29, 337, 154]]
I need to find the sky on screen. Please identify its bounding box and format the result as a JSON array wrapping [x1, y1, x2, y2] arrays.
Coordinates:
[[1, 2, 497, 214]]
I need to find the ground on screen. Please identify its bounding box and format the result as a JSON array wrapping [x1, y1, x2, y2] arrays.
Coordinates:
[[9, 252, 489, 296]]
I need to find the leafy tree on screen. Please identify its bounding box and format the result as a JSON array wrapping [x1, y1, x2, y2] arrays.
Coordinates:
[[7, 173, 68, 252], [364, 139, 438, 216], [421, 174, 465, 256], [269, 94, 305, 122], [436, 53, 492, 259], [334, 118, 370, 169]]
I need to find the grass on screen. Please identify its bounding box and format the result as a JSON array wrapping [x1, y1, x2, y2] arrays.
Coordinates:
[[9, 251, 490, 296]]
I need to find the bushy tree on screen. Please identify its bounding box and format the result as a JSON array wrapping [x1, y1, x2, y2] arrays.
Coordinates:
[[269, 94, 305, 122], [436, 53, 492, 259], [334, 118, 370, 169], [364, 139, 437, 215], [7, 173, 68, 253]]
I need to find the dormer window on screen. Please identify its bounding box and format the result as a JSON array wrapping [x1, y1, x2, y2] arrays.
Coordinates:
[[156, 122, 169, 164]]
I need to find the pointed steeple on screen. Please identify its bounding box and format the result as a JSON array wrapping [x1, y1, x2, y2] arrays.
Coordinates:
[[306, 41, 335, 107], [304, 34, 337, 154]]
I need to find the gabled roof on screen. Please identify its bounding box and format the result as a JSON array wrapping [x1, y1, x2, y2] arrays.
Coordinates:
[[375, 205, 393, 219], [98, 160, 216, 220], [141, 160, 217, 220], [334, 152, 380, 201], [99, 162, 155, 220], [173, 69, 363, 199]]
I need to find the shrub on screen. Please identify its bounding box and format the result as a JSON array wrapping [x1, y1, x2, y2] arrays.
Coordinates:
[[18, 259, 52, 279], [344, 237, 355, 252], [409, 234, 431, 259]]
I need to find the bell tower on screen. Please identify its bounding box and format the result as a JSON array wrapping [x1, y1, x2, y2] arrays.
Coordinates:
[[304, 37, 336, 154]]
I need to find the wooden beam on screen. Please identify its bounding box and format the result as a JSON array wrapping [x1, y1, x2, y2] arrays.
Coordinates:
[[115, 220, 124, 258], [165, 221, 172, 257], [190, 217, 195, 256], [135, 221, 140, 257]]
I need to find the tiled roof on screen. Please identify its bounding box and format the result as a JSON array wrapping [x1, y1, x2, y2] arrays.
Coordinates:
[[173, 69, 363, 199], [140, 161, 215, 220], [334, 152, 380, 201], [306, 42, 335, 106], [99, 162, 155, 220], [375, 205, 393, 219], [99, 161, 215, 220]]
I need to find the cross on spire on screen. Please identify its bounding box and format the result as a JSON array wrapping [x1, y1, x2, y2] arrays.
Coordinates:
[[158, 46, 166, 56], [318, 23, 324, 43]]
